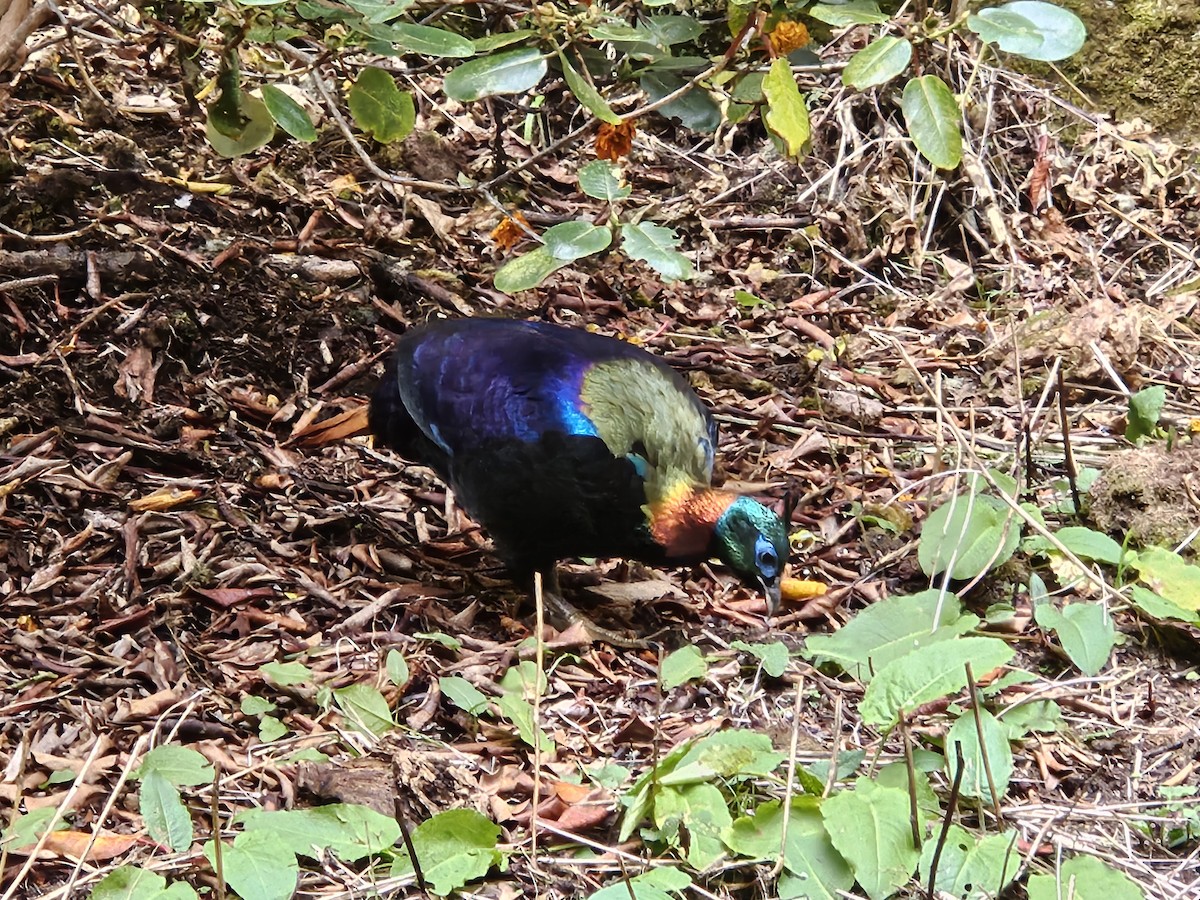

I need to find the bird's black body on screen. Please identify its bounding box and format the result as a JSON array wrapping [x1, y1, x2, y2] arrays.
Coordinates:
[[370, 318, 789, 621]]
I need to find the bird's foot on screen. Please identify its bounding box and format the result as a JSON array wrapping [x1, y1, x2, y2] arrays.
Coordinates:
[[539, 590, 647, 650]]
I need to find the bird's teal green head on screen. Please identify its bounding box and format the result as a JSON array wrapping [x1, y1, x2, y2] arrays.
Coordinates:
[[714, 496, 789, 616]]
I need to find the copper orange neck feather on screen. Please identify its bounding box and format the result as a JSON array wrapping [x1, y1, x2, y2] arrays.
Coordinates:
[[649, 483, 738, 559]]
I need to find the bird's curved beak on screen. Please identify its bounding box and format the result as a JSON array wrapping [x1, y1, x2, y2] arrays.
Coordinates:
[[761, 577, 782, 618]]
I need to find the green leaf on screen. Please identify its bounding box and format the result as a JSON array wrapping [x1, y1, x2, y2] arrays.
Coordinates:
[[995, 1, 1086, 61], [258, 716, 288, 743], [416, 631, 462, 649], [918, 493, 1019, 579], [382, 23, 475, 57], [918, 826, 1020, 899], [560, 54, 621, 125], [662, 729, 785, 785], [390, 809, 504, 895], [1131, 546, 1200, 611], [385, 649, 409, 687], [140, 770, 193, 852], [92, 866, 200, 900], [731, 640, 789, 677], [543, 221, 613, 261], [237, 804, 400, 861], [578, 160, 631, 201], [1126, 385, 1166, 443], [822, 780, 919, 900], [640, 72, 721, 133], [660, 645, 707, 690], [333, 682, 395, 735], [998, 698, 1063, 739], [1024, 526, 1125, 565], [472, 29, 536, 52], [439, 675, 490, 716], [205, 93, 275, 157], [860, 636, 1015, 726], [260, 85, 317, 142], [803, 589, 977, 682], [901, 75, 962, 170], [1, 807, 65, 850], [1128, 585, 1199, 622], [1034, 602, 1116, 675], [495, 692, 556, 752], [620, 222, 693, 282], [444, 48, 547, 102], [653, 782, 731, 868], [203, 831, 298, 900], [945, 710, 1014, 803], [762, 57, 810, 158], [726, 798, 853, 900], [260, 660, 311, 686], [1027, 853, 1144, 900], [241, 695, 276, 717], [136, 746, 214, 787], [809, 1, 888, 26], [842, 36, 912, 89], [494, 247, 570, 293], [968, 9, 1045, 56], [347, 67, 415, 143]]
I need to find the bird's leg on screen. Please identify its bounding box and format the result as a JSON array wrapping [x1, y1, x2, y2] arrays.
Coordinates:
[[535, 567, 647, 650]]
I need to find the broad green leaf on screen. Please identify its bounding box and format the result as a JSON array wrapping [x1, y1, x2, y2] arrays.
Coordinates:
[[260, 85, 317, 142], [543, 221, 612, 261], [560, 54, 621, 124], [1131, 546, 1200, 611], [205, 94, 275, 157], [662, 729, 784, 785], [258, 716, 287, 743], [589, 868, 691, 899], [1024, 526, 1124, 565], [386, 649, 409, 687], [803, 589, 977, 682], [643, 15, 705, 47], [382, 23, 474, 57], [654, 783, 730, 868], [640, 72, 721, 133], [731, 640, 789, 677], [439, 675, 490, 715], [1126, 384, 1165, 442], [578, 160, 631, 201], [762, 57, 810, 158], [136, 746, 214, 787], [731, 72, 764, 103], [241, 695, 276, 717], [333, 682, 395, 735], [1, 807, 64, 850], [619, 743, 692, 841], [140, 770, 193, 852], [1027, 853, 1144, 900], [347, 67, 414, 143], [237, 804, 400, 861], [660, 645, 707, 690], [620, 222, 694, 282], [876, 763, 941, 826], [390, 809, 504, 895], [496, 692, 556, 752], [901, 75, 962, 170], [997, 1, 1086, 61], [822, 780, 919, 900], [444, 48, 547, 101], [260, 660, 311, 686], [92, 866, 200, 900], [918, 826, 1020, 899], [1034, 602, 1115, 675], [588, 22, 646, 43], [998, 698, 1062, 739], [945, 710, 1014, 803], [918, 493, 1019, 579], [1128, 585, 1199, 622], [843, 36, 912, 89], [860, 636, 1015, 725], [809, 1, 888, 26], [472, 30, 536, 52], [494, 247, 570, 293], [203, 831, 298, 900], [968, 9, 1045, 56], [726, 798, 853, 900]]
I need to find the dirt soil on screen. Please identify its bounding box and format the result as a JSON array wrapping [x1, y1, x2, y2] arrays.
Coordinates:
[[2, 8, 1200, 900]]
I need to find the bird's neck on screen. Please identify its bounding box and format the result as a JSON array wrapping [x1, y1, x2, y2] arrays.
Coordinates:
[[649, 484, 738, 560]]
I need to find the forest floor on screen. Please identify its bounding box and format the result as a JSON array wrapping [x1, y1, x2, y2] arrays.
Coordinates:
[[2, 8, 1200, 900]]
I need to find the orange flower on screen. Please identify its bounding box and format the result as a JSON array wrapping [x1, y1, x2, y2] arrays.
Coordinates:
[[595, 120, 635, 161], [491, 211, 534, 251], [769, 19, 809, 55]]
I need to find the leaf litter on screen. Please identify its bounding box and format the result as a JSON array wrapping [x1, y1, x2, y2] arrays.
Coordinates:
[[0, 8, 1199, 900]]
